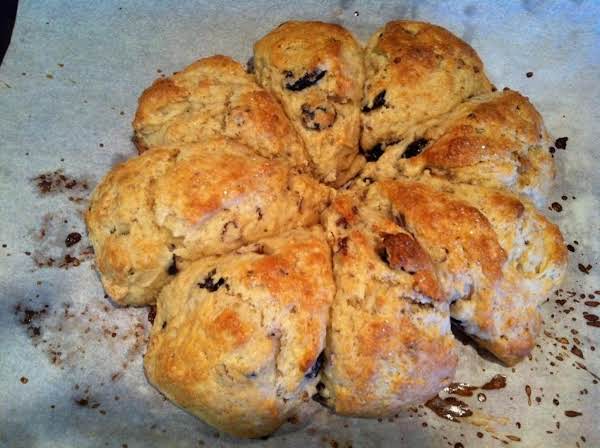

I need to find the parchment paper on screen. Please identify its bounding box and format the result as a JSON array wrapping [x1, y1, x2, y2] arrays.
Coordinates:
[[1, 1, 599, 447]]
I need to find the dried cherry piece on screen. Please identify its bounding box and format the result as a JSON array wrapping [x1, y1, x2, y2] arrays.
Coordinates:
[[305, 351, 326, 379], [361, 143, 384, 162], [301, 103, 337, 130], [198, 269, 228, 292], [362, 90, 386, 113], [285, 69, 327, 91], [401, 138, 429, 159]]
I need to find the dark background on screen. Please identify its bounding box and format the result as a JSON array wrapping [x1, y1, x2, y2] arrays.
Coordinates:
[[1, 0, 18, 65]]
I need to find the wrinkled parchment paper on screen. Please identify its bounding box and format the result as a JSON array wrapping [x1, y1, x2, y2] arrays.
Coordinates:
[[1, 1, 599, 446]]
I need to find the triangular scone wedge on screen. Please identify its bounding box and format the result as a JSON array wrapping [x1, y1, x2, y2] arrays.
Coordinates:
[[133, 55, 309, 169], [379, 176, 567, 365], [361, 21, 493, 157], [86, 138, 332, 305], [254, 21, 365, 186], [366, 89, 555, 208], [319, 185, 457, 416], [144, 226, 335, 438]]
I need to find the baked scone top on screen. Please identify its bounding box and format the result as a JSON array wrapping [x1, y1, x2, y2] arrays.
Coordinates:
[[320, 186, 457, 416], [85, 147, 178, 305], [86, 139, 331, 305], [367, 89, 555, 207], [380, 176, 567, 365], [254, 21, 364, 101], [133, 55, 309, 168], [144, 226, 335, 438], [254, 21, 366, 186], [361, 21, 493, 152]]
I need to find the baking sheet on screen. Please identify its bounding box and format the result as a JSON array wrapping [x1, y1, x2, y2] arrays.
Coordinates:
[[1, 0, 599, 446]]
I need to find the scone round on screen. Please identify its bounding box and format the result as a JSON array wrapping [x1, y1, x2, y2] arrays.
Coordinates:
[[361, 21, 493, 153], [254, 21, 366, 186], [144, 226, 335, 438], [368, 89, 555, 207], [86, 139, 332, 306], [83, 18, 570, 436], [319, 187, 457, 416], [132, 55, 308, 168], [379, 176, 567, 365]]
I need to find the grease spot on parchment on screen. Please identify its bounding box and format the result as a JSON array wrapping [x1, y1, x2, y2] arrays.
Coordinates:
[[521, 0, 542, 13], [462, 22, 476, 44], [110, 153, 130, 167], [339, 0, 353, 11], [464, 4, 477, 16]]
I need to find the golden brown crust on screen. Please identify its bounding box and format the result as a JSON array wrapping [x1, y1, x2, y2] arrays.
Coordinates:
[[320, 188, 456, 416], [133, 55, 308, 168], [379, 175, 567, 364], [254, 21, 365, 185], [361, 21, 493, 151], [471, 308, 542, 366], [374, 89, 555, 207], [381, 233, 443, 300], [144, 227, 335, 438], [319, 175, 565, 403], [381, 180, 507, 282], [86, 139, 332, 305], [85, 148, 179, 305]]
